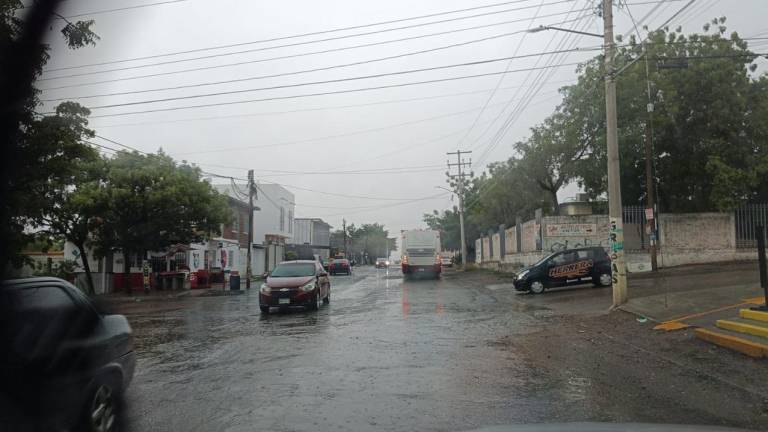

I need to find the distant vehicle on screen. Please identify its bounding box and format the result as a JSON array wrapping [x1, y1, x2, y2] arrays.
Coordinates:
[[321, 260, 330, 271], [440, 256, 453, 267], [328, 258, 352, 275], [375, 257, 389, 269], [0, 277, 135, 432], [260, 260, 330, 313], [513, 247, 612, 294], [401, 229, 442, 279]]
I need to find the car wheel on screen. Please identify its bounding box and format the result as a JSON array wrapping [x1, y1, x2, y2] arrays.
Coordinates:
[[595, 272, 612, 287], [85, 377, 118, 432], [260, 305, 269, 314], [323, 287, 330, 304], [529, 280, 546, 294]]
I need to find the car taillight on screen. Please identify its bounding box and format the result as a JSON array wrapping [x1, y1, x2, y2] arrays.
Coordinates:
[[436, 254, 441, 264], [402, 255, 408, 264]]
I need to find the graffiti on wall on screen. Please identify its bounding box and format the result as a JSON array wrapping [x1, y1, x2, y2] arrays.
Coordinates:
[[546, 223, 597, 237], [549, 238, 609, 252]]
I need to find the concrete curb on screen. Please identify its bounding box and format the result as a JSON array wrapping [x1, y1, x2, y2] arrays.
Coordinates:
[[695, 328, 768, 358]]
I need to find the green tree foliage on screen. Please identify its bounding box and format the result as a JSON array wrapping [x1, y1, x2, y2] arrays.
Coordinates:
[[570, 19, 767, 211], [427, 19, 767, 244], [92, 151, 232, 289], [2, 0, 99, 271]]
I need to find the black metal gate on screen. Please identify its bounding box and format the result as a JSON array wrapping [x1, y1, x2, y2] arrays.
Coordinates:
[[735, 204, 768, 248]]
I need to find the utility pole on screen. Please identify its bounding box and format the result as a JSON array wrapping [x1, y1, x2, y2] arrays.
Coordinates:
[[603, 0, 627, 306], [246, 170, 255, 289], [642, 41, 658, 271], [446, 150, 472, 271], [342, 218, 347, 258]]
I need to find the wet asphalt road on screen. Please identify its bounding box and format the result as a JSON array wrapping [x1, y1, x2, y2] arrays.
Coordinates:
[[121, 266, 562, 431], [117, 266, 765, 431]]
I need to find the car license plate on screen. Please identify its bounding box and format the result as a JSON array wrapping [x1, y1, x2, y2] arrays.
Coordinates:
[[279, 298, 290, 305], [418, 268, 425, 272]]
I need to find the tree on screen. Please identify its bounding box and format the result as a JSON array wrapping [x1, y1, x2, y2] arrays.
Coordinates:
[[1, 0, 99, 273], [92, 151, 232, 291], [565, 19, 768, 211], [515, 112, 591, 213]]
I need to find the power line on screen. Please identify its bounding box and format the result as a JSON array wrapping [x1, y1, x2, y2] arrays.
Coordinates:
[[89, 81, 573, 128], [41, 18, 588, 101], [170, 99, 518, 155], [454, 0, 583, 151], [59, 0, 191, 19], [40, 9, 591, 91], [49, 49, 598, 112], [67, 60, 584, 118], [43, 0, 574, 73]]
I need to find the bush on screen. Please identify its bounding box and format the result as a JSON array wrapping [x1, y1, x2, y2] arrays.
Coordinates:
[[285, 251, 298, 261]]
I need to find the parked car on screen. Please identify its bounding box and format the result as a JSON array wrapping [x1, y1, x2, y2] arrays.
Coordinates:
[[440, 256, 453, 267], [328, 258, 353, 275], [0, 277, 135, 432], [513, 247, 612, 294], [375, 257, 389, 269], [259, 260, 330, 313]]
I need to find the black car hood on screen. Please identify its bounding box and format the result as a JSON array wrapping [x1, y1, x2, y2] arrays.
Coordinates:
[[465, 423, 752, 432]]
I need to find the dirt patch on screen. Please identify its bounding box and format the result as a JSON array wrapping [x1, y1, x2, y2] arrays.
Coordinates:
[[503, 311, 768, 429]]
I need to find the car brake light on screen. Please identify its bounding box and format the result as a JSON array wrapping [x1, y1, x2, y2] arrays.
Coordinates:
[[402, 255, 408, 264]]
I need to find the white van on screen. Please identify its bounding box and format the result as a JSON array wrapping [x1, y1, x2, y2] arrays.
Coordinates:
[[401, 229, 441, 279]]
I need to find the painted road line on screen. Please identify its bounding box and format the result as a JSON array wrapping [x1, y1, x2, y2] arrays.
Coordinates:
[[652, 301, 752, 332]]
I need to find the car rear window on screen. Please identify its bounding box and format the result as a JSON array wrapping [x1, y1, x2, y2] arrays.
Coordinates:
[[16, 285, 76, 310]]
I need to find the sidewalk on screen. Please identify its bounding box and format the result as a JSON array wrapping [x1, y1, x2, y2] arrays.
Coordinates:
[[622, 260, 765, 323]]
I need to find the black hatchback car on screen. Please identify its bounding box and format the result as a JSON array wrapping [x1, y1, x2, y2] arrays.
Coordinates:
[[0, 277, 135, 431], [513, 247, 613, 294]]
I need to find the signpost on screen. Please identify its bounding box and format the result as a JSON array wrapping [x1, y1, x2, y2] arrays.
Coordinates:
[[142, 260, 150, 294]]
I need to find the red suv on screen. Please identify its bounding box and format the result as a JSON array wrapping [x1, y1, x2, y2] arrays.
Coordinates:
[[259, 261, 331, 313]]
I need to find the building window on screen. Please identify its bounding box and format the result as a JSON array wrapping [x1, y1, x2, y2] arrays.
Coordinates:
[[280, 207, 285, 231], [288, 210, 293, 233]]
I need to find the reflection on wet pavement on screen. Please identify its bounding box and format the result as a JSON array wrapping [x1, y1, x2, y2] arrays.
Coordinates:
[[118, 267, 584, 431]]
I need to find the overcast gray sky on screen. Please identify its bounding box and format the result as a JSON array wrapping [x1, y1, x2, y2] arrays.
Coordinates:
[[37, 0, 768, 234]]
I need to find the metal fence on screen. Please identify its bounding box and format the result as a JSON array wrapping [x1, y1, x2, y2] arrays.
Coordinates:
[[622, 205, 649, 250], [735, 203, 768, 248]]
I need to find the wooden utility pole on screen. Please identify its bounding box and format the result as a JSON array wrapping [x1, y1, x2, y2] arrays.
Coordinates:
[[246, 170, 255, 289], [603, 0, 628, 306], [447, 150, 472, 271], [642, 41, 658, 271], [342, 218, 347, 258]]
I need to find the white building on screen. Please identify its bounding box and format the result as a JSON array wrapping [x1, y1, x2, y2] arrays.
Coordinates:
[[289, 218, 332, 260], [214, 182, 295, 275]]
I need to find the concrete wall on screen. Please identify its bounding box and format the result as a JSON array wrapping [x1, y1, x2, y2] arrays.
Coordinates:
[[659, 213, 735, 250], [521, 220, 537, 252], [477, 211, 756, 272], [541, 214, 609, 253], [504, 226, 517, 254], [482, 237, 491, 262], [475, 239, 482, 263], [491, 233, 501, 261]]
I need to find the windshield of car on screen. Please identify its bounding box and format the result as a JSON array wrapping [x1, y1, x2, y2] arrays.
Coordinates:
[[270, 263, 316, 277]]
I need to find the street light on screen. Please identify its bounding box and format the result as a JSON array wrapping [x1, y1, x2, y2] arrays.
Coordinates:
[[528, 1, 628, 306], [526, 25, 603, 39]]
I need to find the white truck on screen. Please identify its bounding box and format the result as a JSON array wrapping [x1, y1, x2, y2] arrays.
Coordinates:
[[400, 229, 441, 279]]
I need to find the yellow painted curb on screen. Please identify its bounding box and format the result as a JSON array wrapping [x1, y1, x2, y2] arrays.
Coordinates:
[[740, 308, 768, 322], [742, 297, 766, 305], [716, 319, 768, 338], [695, 328, 768, 358], [653, 321, 690, 331]]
